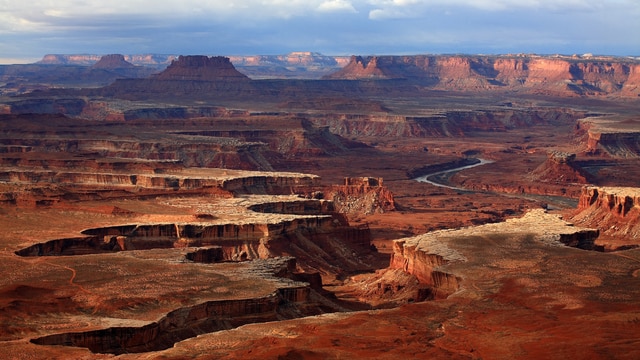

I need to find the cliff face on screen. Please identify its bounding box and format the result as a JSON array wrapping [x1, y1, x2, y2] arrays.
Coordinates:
[[577, 118, 640, 158], [325, 55, 640, 97], [324, 177, 396, 216], [153, 56, 249, 81], [571, 186, 640, 248]]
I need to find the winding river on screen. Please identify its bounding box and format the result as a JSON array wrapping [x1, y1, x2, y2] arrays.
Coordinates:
[[413, 158, 578, 208], [414, 158, 493, 191]]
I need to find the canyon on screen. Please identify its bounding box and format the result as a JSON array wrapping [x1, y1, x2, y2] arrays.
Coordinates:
[[0, 53, 640, 359]]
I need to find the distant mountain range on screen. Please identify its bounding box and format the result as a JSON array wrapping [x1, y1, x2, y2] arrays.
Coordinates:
[[36, 52, 351, 78]]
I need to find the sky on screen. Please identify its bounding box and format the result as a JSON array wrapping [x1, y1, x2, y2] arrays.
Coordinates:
[[1, 0, 639, 64]]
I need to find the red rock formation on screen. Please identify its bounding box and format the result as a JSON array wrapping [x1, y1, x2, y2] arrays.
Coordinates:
[[323, 177, 396, 216], [528, 151, 590, 184], [325, 54, 640, 97], [570, 186, 640, 249], [153, 56, 249, 81], [91, 54, 135, 69], [577, 118, 640, 158], [325, 56, 396, 79]]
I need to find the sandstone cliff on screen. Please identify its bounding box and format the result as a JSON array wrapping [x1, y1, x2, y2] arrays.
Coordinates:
[[570, 186, 640, 249], [577, 117, 640, 158], [323, 177, 396, 216], [324, 54, 640, 97]]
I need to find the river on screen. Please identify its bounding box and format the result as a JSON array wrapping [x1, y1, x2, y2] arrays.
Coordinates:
[[413, 158, 578, 209], [414, 158, 494, 191]]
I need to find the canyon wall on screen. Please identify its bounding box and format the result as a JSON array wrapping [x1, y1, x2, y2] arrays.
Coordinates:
[[325, 55, 640, 97], [571, 186, 640, 248], [307, 108, 587, 138], [29, 257, 321, 355]]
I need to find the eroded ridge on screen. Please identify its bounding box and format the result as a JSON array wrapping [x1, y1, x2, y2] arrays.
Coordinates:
[[29, 257, 333, 355], [14, 194, 372, 261]]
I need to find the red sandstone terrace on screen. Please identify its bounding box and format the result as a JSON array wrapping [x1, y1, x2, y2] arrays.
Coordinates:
[[1, 53, 640, 359]]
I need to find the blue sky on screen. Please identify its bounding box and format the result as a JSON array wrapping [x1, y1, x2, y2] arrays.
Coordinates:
[[1, 0, 638, 64]]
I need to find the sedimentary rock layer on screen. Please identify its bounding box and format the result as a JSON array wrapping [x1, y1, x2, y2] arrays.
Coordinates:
[[325, 54, 640, 97], [390, 210, 600, 298], [571, 186, 640, 248]]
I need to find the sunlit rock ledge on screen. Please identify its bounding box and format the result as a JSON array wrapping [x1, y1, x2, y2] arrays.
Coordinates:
[[391, 209, 599, 297]]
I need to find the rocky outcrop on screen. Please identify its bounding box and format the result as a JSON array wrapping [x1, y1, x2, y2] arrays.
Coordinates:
[[39, 53, 176, 69], [576, 117, 640, 158], [570, 186, 640, 248], [390, 236, 463, 299], [324, 54, 640, 97], [229, 52, 349, 79], [38, 54, 103, 65], [152, 56, 249, 81], [323, 177, 396, 216], [589, 132, 640, 158], [91, 54, 136, 69], [527, 151, 590, 184], [390, 210, 600, 299]]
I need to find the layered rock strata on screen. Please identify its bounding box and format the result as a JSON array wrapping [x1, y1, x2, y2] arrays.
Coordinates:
[[325, 54, 640, 97], [577, 116, 640, 158], [571, 186, 640, 249], [28, 257, 329, 355], [390, 209, 600, 298]]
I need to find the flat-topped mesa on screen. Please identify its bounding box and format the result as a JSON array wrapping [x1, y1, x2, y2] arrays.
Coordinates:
[[38, 54, 102, 65], [91, 54, 136, 69], [390, 210, 600, 298], [153, 55, 250, 81]]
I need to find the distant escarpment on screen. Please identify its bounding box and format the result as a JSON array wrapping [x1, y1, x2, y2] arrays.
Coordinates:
[[0, 54, 155, 91], [570, 186, 640, 250], [324, 54, 640, 97]]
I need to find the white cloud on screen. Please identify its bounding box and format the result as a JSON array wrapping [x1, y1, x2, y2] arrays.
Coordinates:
[[366, 0, 637, 15], [317, 0, 357, 13], [365, 0, 633, 20], [0, 0, 638, 62]]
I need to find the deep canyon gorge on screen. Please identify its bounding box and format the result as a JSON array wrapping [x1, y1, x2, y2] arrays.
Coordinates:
[[1, 52, 640, 359]]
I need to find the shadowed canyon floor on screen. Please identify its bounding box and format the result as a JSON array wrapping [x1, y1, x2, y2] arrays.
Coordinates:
[[1, 54, 640, 359]]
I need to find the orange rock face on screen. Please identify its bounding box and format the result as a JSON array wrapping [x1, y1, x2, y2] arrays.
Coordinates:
[[570, 186, 640, 250], [325, 54, 640, 97]]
